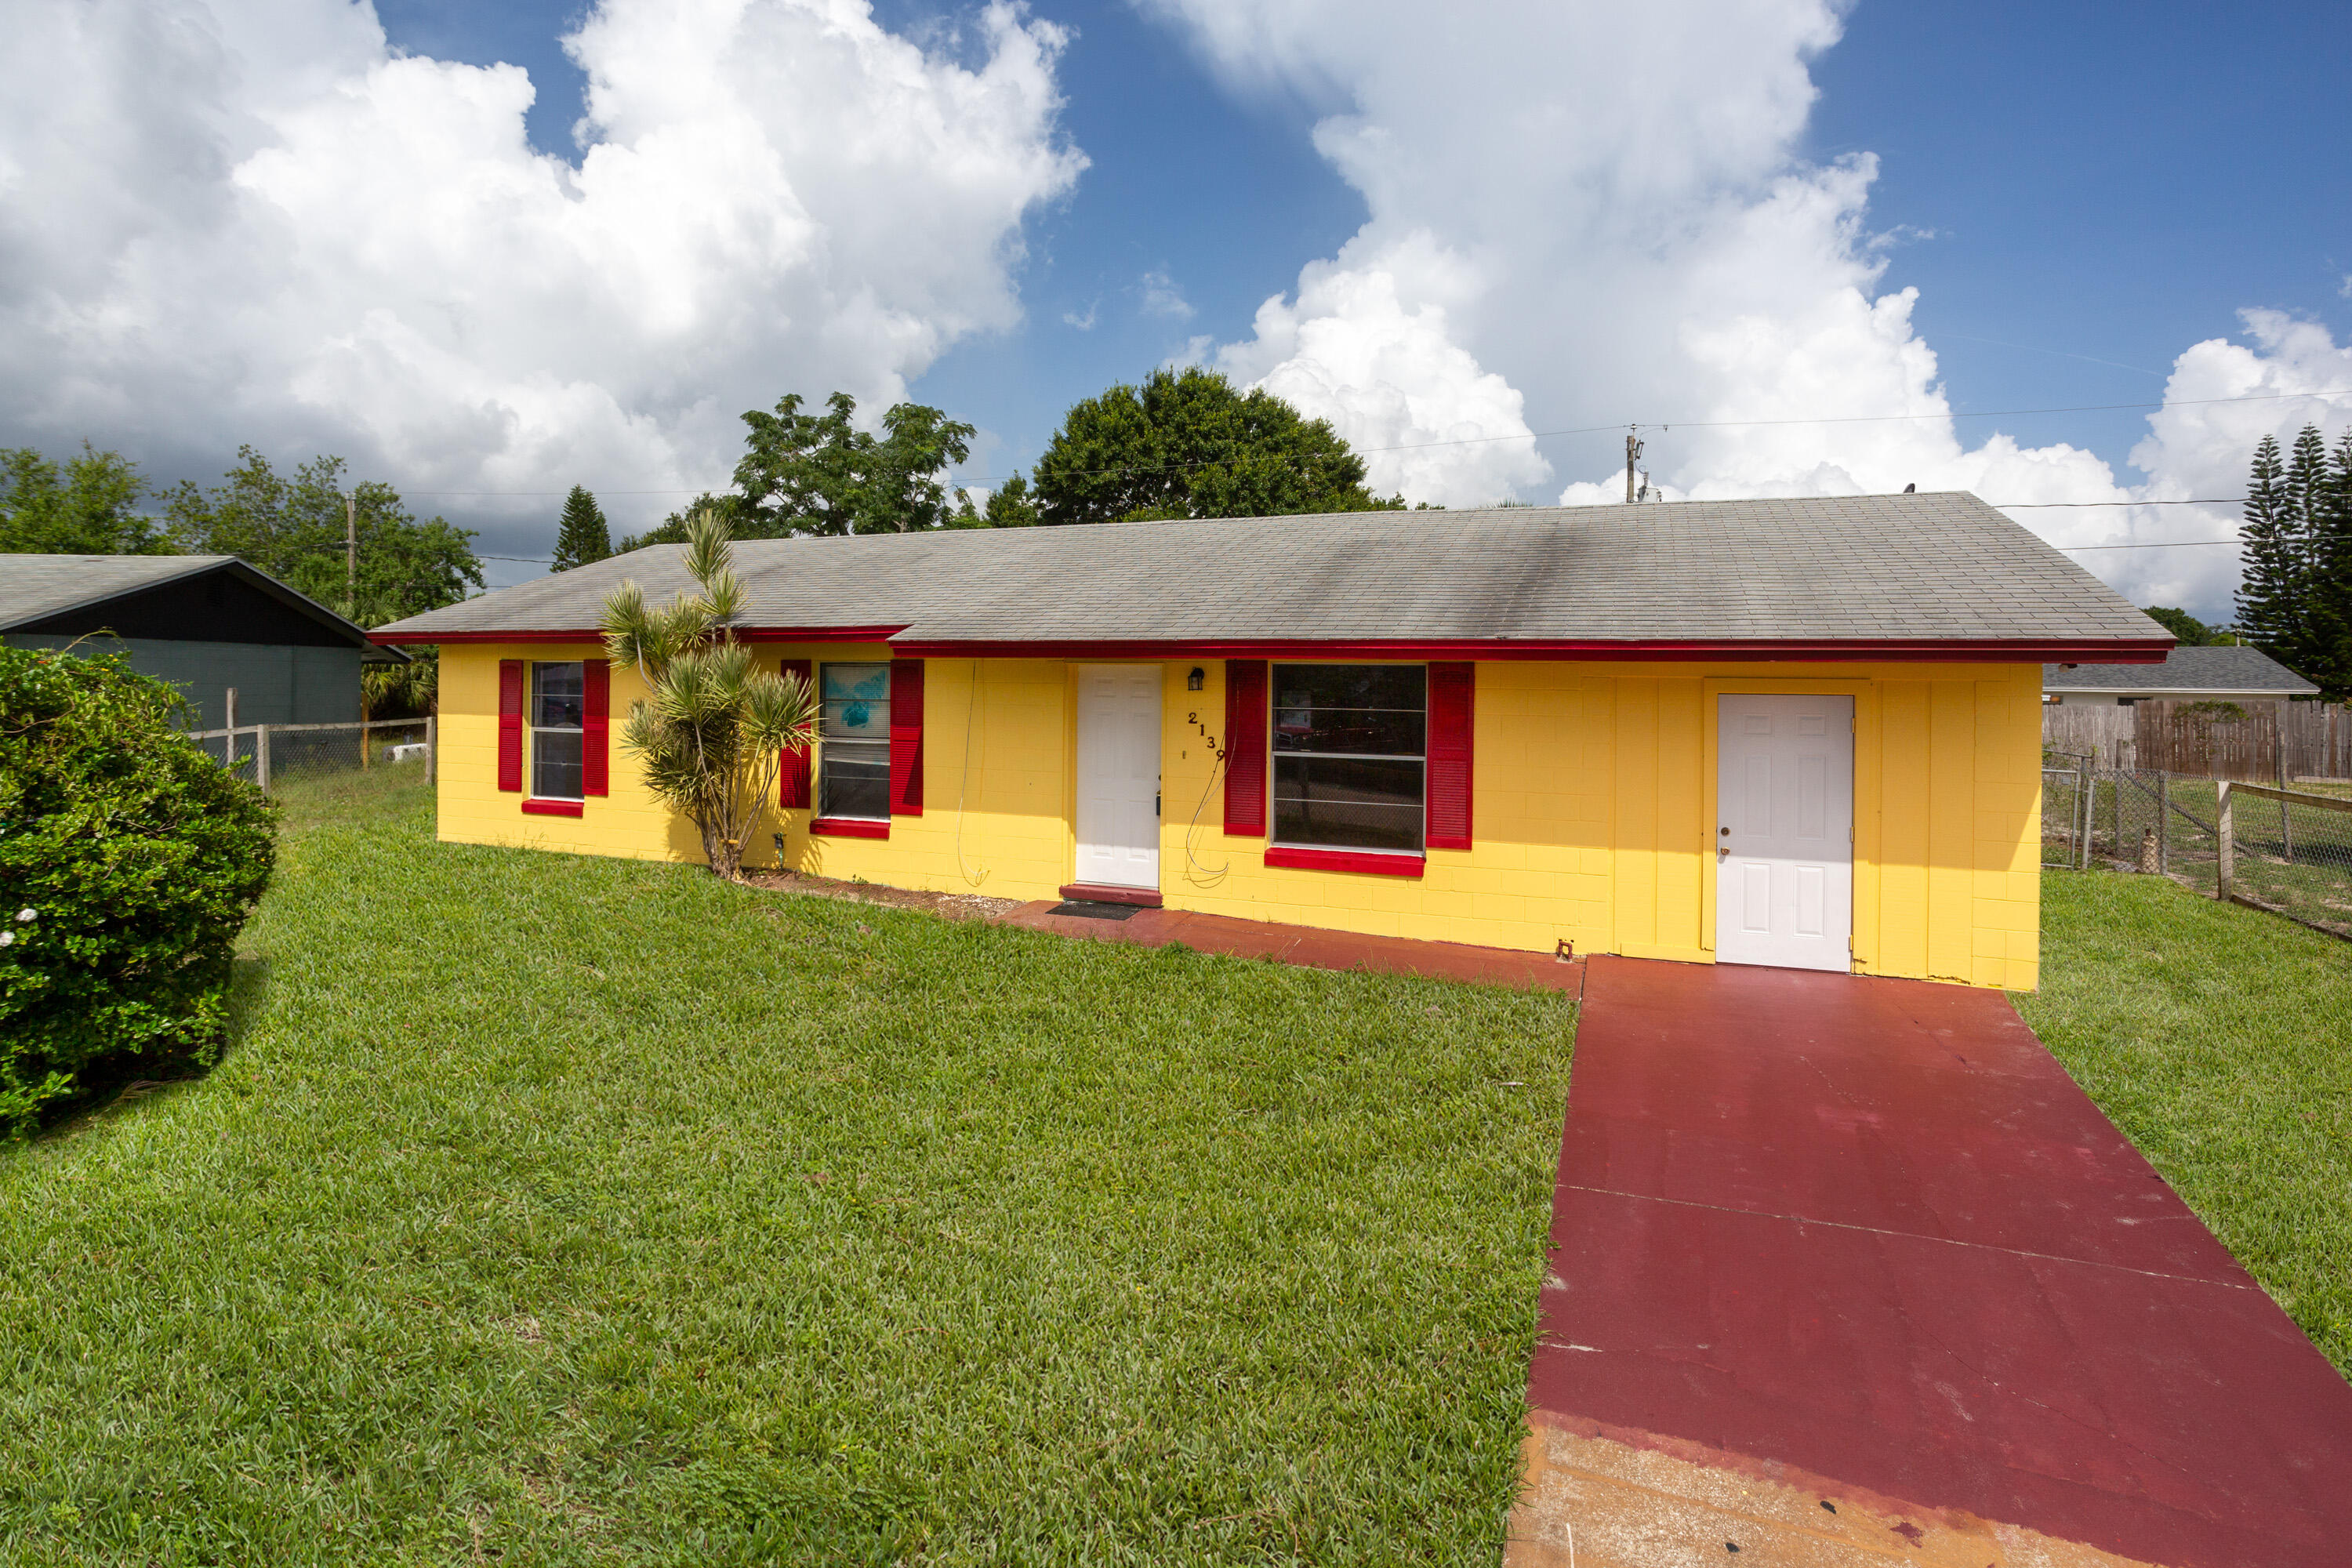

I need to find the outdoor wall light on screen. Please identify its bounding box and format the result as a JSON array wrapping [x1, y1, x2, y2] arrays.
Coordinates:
[[1186, 667, 1205, 691]]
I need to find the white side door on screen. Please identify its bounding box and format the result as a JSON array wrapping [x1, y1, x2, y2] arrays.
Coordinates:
[[1715, 694, 1854, 971], [1074, 665, 1161, 891]]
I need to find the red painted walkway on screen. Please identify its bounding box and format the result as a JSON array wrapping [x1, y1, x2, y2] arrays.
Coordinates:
[[1529, 956, 2352, 1567]]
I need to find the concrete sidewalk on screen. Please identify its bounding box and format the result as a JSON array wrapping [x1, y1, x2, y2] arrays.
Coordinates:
[[1509, 956, 2352, 1568]]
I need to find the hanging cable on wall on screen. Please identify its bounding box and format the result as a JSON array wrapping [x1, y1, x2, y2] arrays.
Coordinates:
[[1181, 695, 1232, 887]]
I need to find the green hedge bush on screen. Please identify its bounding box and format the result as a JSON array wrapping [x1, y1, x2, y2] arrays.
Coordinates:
[[0, 645, 276, 1134]]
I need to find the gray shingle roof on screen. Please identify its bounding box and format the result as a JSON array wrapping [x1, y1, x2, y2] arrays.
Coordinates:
[[372, 491, 2172, 653], [0, 554, 225, 630], [2043, 644, 2319, 695]]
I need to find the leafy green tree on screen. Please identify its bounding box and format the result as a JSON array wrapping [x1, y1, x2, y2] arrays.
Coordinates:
[[0, 644, 275, 1134], [729, 391, 977, 537], [2140, 606, 2225, 646], [165, 448, 484, 626], [551, 485, 613, 572], [1031, 367, 1402, 525], [0, 444, 174, 555], [599, 510, 818, 880], [949, 472, 1040, 528]]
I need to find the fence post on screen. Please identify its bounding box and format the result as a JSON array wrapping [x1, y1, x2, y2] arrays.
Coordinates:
[[424, 714, 437, 786], [2158, 771, 2169, 877], [2277, 750, 2293, 862], [2216, 780, 2234, 901], [256, 724, 271, 794], [2078, 764, 2092, 870], [223, 688, 238, 771]]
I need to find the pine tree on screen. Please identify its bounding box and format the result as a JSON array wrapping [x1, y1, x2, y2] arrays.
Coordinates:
[[2308, 428, 2352, 698], [2234, 434, 2299, 655], [552, 485, 612, 572]]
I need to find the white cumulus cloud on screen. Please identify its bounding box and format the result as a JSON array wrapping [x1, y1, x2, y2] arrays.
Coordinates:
[[1143, 0, 2351, 619], [0, 0, 1083, 569]]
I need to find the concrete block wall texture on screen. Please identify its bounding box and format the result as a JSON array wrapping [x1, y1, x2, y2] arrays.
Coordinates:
[[6, 636, 364, 728], [436, 646, 2044, 990]]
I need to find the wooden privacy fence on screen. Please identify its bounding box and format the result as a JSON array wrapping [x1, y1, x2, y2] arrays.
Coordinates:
[[2043, 699, 2352, 780]]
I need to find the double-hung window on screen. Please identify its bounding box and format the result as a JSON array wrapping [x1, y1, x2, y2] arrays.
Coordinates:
[[1270, 665, 1426, 854], [818, 662, 891, 820], [530, 661, 586, 800]]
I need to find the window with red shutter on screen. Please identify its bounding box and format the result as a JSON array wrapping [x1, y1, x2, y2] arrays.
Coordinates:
[[779, 658, 813, 808], [1222, 659, 1267, 835], [1425, 662, 1474, 850], [582, 659, 610, 797], [497, 659, 524, 792], [888, 659, 924, 815]]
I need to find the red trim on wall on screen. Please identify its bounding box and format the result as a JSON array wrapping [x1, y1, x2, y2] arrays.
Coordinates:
[[496, 659, 524, 792], [521, 797, 583, 817], [1425, 661, 1474, 851], [779, 658, 814, 809], [891, 637, 2174, 665], [811, 816, 889, 840], [582, 659, 610, 796], [1223, 659, 1268, 835], [370, 625, 906, 646], [1265, 845, 1426, 878], [888, 659, 924, 816], [1058, 883, 1164, 908]]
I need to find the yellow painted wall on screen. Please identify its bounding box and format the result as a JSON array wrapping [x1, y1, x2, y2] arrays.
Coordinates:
[[437, 646, 2044, 989]]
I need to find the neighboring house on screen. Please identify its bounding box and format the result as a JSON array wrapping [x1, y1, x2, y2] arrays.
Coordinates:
[[2042, 644, 2318, 706], [372, 492, 2169, 990], [0, 554, 405, 730]]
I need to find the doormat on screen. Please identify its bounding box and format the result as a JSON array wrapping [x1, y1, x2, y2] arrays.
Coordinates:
[[1048, 900, 1139, 920]]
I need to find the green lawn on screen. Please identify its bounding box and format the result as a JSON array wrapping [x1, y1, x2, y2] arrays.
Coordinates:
[[0, 771, 1576, 1566], [2017, 870, 2352, 1372]]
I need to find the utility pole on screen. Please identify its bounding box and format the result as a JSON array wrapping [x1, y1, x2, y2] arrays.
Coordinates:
[[1624, 429, 1644, 504], [344, 492, 358, 618]]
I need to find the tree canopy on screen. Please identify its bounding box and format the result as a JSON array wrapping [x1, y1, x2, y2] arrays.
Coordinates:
[[552, 485, 613, 572], [0, 445, 174, 555], [1030, 367, 1400, 526], [2233, 423, 2352, 697], [2140, 605, 2230, 646], [165, 448, 485, 627]]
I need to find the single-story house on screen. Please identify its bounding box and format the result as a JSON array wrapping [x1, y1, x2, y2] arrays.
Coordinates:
[[0, 554, 405, 730], [2042, 644, 2318, 706], [372, 492, 2171, 990]]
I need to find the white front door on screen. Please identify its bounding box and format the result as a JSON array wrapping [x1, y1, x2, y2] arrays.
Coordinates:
[[1715, 694, 1854, 971], [1074, 665, 1161, 891]]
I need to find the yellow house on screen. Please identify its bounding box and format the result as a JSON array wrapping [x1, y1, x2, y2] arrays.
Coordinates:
[[374, 493, 2169, 989]]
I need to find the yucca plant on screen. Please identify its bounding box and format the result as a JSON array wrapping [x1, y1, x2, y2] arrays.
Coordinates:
[[600, 509, 816, 880]]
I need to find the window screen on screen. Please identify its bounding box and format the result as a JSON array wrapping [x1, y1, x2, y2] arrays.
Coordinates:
[[1270, 664, 1425, 853], [531, 661, 585, 800], [819, 663, 891, 820]]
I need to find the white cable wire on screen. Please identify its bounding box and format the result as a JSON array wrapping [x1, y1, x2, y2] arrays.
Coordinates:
[[1183, 739, 1231, 886]]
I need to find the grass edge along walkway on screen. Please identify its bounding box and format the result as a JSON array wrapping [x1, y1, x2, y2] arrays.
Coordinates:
[[2016, 869, 2352, 1377], [0, 778, 1577, 1566]]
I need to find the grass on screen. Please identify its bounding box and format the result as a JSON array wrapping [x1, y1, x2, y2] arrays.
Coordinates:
[[2016, 869, 2352, 1372], [0, 769, 1575, 1566]]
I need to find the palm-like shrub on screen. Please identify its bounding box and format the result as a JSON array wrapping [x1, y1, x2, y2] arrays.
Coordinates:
[[601, 510, 816, 880]]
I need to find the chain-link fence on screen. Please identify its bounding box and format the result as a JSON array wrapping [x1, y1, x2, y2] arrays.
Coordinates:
[[2044, 752, 2352, 938], [187, 718, 434, 797]]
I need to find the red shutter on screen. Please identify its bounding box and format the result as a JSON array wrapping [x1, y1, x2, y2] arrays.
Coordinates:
[[888, 659, 924, 815], [497, 659, 524, 793], [583, 659, 610, 796], [1222, 659, 1267, 836], [779, 658, 813, 809], [1425, 662, 1474, 851]]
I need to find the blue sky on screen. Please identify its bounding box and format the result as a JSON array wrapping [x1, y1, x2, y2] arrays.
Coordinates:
[[7, 0, 2350, 615], [367, 0, 2350, 495]]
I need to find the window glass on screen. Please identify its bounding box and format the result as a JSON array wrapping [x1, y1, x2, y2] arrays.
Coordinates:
[[1270, 664, 1425, 853], [819, 662, 891, 819], [531, 661, 586, 800]]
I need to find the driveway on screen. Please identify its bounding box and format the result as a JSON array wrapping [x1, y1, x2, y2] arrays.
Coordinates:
[[1509, 956, 2352, 1568]]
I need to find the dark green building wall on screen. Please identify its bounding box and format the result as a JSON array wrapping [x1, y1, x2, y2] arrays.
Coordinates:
[[4, 635, 363, 730]]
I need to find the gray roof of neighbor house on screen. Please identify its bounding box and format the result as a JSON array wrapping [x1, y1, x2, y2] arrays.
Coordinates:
[[370, 491, 2173, 659], [0, 554, 407, 660], [2043, 644, 2318, 695]]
